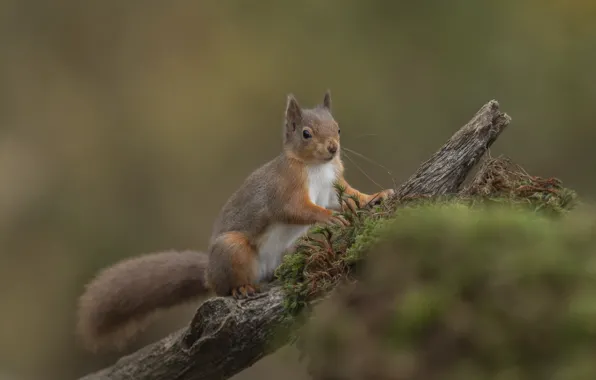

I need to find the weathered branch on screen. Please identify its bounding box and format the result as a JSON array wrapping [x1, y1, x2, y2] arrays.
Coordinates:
[[78, 100, 511, 380], [396, 100, 510, 198], [79, 287, 290, 380]]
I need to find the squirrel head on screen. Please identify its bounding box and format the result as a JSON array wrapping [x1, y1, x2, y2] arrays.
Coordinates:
[[283, 90, 340, 164]]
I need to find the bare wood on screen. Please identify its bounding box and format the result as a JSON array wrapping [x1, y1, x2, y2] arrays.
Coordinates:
[[396, 100, 510, 199], [78, 100, 511, 380]]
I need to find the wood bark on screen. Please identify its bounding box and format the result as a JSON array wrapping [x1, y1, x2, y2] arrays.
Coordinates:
[[396, 100, 510, 198], [78, 100, 511, 380]]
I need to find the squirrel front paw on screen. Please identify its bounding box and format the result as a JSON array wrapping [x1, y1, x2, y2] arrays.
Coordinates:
[[325, 212, 350, 227], [368, 188, 395, 206]]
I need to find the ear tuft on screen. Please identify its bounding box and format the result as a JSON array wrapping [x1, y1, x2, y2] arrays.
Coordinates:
[[323, 89, 332, 111], [285, 94, 302, 129]]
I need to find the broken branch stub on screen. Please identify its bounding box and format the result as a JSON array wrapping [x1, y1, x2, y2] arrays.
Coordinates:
[[396, 100, 510, 199]]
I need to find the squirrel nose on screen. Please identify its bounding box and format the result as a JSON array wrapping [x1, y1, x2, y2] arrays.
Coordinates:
[[328, 144, 338, 155]]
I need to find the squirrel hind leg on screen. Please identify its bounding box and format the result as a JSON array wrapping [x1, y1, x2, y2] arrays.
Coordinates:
[[207, 231, 260, 298], [232, 284, 260, 299]]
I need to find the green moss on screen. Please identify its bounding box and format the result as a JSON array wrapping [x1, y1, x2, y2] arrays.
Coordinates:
[[276, 156, 578, 317], [302, 206, 596, 379]]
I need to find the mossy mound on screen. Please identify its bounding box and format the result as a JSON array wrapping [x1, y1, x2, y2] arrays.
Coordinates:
[[301, 205, 596, 380], [276, 156, 577, 316]]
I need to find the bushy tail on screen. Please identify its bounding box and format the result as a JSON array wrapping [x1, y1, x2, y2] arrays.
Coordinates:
[[76, 250, 210, 352]]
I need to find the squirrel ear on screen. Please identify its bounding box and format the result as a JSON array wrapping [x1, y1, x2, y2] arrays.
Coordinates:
[[285, 94, 302, 130], [323, 89, 331, 111]]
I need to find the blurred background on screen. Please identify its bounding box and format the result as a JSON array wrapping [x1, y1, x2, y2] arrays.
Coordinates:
[[0, 1, 595, 379]]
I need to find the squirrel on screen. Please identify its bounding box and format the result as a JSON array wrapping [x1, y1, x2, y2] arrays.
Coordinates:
[[76, 91, 395, 352]]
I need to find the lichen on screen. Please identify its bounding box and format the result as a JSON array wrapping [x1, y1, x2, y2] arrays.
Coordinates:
[[275, 156, 578, 316]]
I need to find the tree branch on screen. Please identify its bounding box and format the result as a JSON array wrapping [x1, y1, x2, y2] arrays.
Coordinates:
[[396, 100, 510, 198], [79, 287, 290, 380], [78, 100, 511, 380]]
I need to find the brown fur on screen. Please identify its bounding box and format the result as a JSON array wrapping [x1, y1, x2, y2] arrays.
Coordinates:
[[76, 250, 209, 351], [76, 90, 394, 351], [207, 232, 258, 296]]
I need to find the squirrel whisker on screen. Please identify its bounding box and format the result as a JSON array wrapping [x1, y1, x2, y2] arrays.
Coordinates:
[[341, 148, 391, 191]]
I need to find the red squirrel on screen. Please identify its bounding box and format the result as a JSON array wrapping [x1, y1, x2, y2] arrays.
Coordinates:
[[76, 91, 395, 351]]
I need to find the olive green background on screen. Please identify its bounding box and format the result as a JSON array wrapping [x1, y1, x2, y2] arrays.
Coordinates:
[[1, 1, 595, 379]]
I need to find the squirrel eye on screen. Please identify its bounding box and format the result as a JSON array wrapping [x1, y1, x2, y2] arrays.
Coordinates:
[[338, 129, 341, 135], [302, 129, 312, 139]]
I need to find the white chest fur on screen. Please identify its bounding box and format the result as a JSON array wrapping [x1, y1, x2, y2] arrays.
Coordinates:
[[307, 162, 340, 209], [255, 162, 339, 281]]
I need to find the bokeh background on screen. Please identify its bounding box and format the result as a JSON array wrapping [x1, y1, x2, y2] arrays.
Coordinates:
[[1, 1, 595, 379]]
